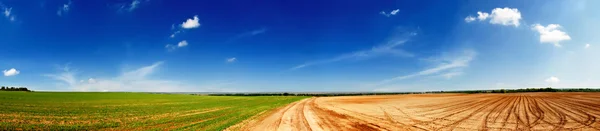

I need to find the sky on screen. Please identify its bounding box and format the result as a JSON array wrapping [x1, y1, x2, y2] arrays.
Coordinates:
[[1, 0, 598, 92]]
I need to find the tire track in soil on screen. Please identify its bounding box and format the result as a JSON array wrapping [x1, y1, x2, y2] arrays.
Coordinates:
[[237, 93, 600, 131]]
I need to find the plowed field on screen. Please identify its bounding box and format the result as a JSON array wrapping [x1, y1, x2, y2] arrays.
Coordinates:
[[233, 93, 600, 130]]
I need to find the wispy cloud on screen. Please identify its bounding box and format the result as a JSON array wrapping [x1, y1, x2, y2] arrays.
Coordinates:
[[226, 28, 267, 42], [375, 49, 477, 86], [226, 57, 237, 63], [118, 0, 143, 12], [56, 1, 72, 16], [380, 9, 399, 17], [290, 31, 416, 70], [1, 4, 15, 21], [165, 40, 189, 51], [44, 65, 77, 87], [44, 62, 235, 92], [545, 76, 560, 87], [585, 43, 591, 49], [464, 16, 476, 22]]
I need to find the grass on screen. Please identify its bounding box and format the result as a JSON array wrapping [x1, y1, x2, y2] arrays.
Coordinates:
[[0, 91, 308, 130]]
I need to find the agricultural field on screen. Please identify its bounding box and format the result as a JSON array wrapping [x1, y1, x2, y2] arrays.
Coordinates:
[[0, 91, 307, 130], [236, 93, 600, 130]]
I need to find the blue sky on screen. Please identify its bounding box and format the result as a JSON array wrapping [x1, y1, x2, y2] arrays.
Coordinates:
[[1, 0, 598, 92]]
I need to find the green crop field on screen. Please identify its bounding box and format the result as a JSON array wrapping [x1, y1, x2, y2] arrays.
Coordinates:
[[0, 91, 307, 130]]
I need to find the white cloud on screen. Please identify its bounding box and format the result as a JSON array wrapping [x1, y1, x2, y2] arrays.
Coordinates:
[[88, 78, 96, 83], [128, 0, 140, 12], [476, 11, 489, 21], [249, 28, 267, 35], [226, 57, 237, 63], [170, 31, 181, 38], [545, 76, 560, 84], [380, 9, 400, 17], [3, 7, 10, 17], [44, 65, 77, 86], [181, 15, 200, 29], [56, 1, 72, 16], [3, 68, 20, 76], [465, 7, 521, 27], [116, 0, 141, 12], [2, 6, 15, 21], [440, 72, 463, 79], [177, 40, 188, 47], [165, 40, 188, 51], [291, 30, 416, 70], [226, 28, 267, 42], [376, 49, 476, 85], [489, 8, 521, 27], [531, 24, 571, 47], [585, 43, 590, 49], [464, 16, 476, 22], [390, 9, 399, 15], [44, 62, 239, 92]]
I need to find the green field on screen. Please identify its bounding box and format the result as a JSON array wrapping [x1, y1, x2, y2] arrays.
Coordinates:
[[0, 91, 307, 130]]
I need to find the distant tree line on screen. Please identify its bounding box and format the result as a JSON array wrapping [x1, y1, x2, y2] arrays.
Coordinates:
[[201, 88, 600, 96], [443, 87, 600, 94], [0, 86, 31, 92], [205, 92, 415, 97]]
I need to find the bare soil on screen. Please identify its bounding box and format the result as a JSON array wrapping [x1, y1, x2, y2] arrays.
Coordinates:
[[232, 93, 600, 131]]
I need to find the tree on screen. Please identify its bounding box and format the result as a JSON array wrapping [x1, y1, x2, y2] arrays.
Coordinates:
[[1, 86, 5, 90]]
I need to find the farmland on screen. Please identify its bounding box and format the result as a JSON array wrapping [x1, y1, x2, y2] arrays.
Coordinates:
[[0, 91, 306, 130], [237, 93, 600, 130]]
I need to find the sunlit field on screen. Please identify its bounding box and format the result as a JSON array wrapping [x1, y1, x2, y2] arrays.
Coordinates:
[[0, 91, 307, 130]]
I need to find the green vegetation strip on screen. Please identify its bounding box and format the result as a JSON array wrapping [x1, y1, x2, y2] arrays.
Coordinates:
[[0, 91, 307, 130]]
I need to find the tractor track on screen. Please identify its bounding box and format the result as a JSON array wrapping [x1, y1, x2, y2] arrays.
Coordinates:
[[231, 93, 600, 130]]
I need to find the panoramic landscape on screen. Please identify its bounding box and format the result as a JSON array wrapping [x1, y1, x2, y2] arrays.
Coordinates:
[[1, 0, 599, 130]]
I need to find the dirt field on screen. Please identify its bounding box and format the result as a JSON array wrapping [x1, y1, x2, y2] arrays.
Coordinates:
[[232, 93, 600, 131]]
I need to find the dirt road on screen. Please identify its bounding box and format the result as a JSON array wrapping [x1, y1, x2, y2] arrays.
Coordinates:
[[231, 93, 600, 130]]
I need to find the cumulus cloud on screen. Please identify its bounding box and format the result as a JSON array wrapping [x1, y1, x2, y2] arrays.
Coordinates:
[[380, 9, 399, 17], [56, 1, 72, 16], [465, 7, 521, 27], [376, 49, 477, 86], [181, 15, 200, 29], [226, 57, 237, 63], [545, 76, 560, 84], [291, 30, 416, 70], [165, 40, 188, 51], [489, 8, 521, 26], [177, 40, 188, 47], [531, 24, 571, 47], [477, 11, 490, 21], [464, 16, 476, 22], [3, 68, 20, 76]]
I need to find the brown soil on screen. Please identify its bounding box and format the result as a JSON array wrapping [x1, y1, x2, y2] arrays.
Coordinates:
[[233, 93, 600, 130]]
